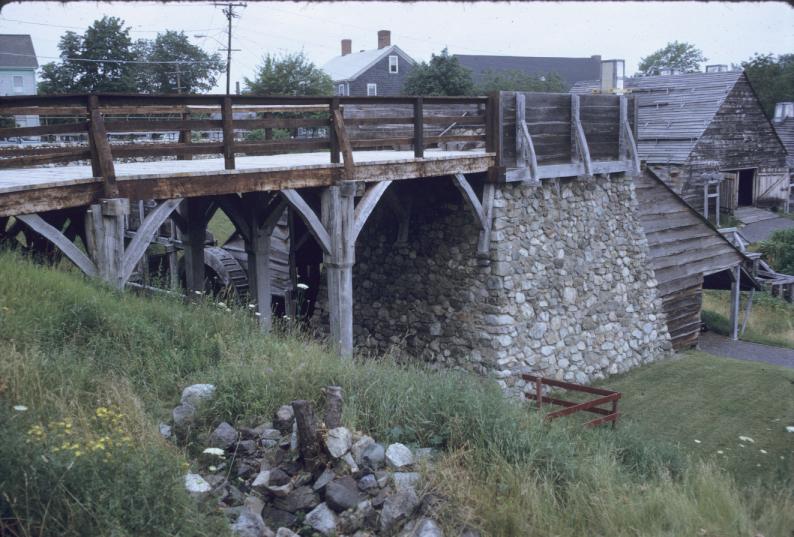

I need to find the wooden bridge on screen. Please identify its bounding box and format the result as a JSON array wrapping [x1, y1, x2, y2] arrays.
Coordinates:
[[0, 91, 639, 356]]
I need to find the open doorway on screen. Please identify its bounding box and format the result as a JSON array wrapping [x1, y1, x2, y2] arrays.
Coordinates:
[[737, 169, 756, 207]]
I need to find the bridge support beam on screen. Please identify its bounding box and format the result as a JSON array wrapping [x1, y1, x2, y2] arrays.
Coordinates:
[[85, 198, 129, 289], [178, 198, 209, 296], [322, 184, 356, 358], [242, 192, 287, 332]]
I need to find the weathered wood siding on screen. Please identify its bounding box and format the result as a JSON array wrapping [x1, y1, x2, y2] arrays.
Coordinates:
[[680, 74, 788, 209], [635, 169, 745, 349]]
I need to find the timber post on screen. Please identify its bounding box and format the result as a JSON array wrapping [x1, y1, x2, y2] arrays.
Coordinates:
[[86, 95, 118, 198], [221, 96, 235, 170], [178, 198, 208, 296], [322, 183, 356, 358], [178, 111, 192, 161], [729, 264, 741, 341], [413, 97, 424, 158], [329, 97, 341, 165], [85, 198, 129, 289]]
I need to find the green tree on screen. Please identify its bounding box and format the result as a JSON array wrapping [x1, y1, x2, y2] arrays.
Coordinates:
[[758, 228, 794, 275], [134, 31, 224, 94], [402, 48, 474, 96], [476, 69, 567, 93], [638, 41, 707, 76], [742, 53, 794, 118], [39, 16, 138, 94], [244, 52, 333, 96]]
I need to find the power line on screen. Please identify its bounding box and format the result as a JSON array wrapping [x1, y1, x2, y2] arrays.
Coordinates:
[[0, 51, 219, 65], [214, 2, 246, 95], [0, 16, 223, 34]]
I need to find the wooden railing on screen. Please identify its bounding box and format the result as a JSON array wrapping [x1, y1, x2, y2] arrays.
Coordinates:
[[0, 94, 489, 176], [0, 92, 637, 184], [522, 373, 622, 429]]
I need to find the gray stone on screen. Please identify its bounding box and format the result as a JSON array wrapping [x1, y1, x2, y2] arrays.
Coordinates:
[[392, 472, 420, 492], [337, 500, 374, 534], [172, 403, 196, 428], [158, 422, 172, 439], [209, 422, 238, 450], [184, 473, 211, 497], [251, 470, 270, 490], [261, 507, 296, 530], [273, 485, 319, 513], [274, 529, 299, 537], [305, 502, 338, 536], [351, 435, 375, 465], [361, 443, 385, 469], [325, 427, 352, 458], [380, 489, 419, 532], [180, 383, 216, 407], [385, 443, 414, 469], [273, 405, 294, 434], [243, 495, 265, 516], [312, 468, 336, 492], [357, 474, 378, 492], [230, 510, 268, 537], [325, 477, 363, 513], [409, 518, 444, 537]]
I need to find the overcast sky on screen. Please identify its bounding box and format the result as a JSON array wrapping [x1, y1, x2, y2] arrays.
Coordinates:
[[1, 1, 792, 93]]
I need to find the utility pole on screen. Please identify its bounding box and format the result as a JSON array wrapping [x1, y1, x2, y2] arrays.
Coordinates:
[[175, 63, 182, 94], [215, 2, 246, 95]]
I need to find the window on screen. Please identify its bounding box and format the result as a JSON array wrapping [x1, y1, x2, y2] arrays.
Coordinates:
[[12, 75, 23, 93], [367, 83, 377, 96], [388, 55, 399, 74], [337, 84, 346, 96]]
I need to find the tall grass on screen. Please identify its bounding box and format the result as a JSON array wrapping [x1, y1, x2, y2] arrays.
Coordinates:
[[1, 251, 792, 536]]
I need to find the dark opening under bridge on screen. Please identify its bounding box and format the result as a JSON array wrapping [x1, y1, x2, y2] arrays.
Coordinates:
[[0, 91, 639, 356]]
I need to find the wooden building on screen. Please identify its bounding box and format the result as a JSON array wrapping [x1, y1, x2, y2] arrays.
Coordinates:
[[453, 54, 602, 91], [322, 31, 416, 97], [771, 102, 794, 212], [636, 167, 757, 349], [573, 68, 790, 220]]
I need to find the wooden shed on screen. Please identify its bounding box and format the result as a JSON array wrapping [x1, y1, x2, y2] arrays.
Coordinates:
[[635, 167, 757, 349], [574, 70, 789, 220], [771, 102, 794, 212]]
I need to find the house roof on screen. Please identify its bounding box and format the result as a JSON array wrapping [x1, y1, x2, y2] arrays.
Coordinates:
[[0, 34, 38, 69], [572, 70, 743, 163], [453, 54, 602, 89], [773, 117, 794, 167], [322, 45, 415, 82]]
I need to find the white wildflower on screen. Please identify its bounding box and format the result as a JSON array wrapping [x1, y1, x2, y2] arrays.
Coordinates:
[[248, 304, 256, 309], [13, 405, 28, 412], [297, 283, 309, 290], [785, 426, 794, 433], [255, 312, 261, 317], [738, 435, 754, 443], [202, 447, 225, 457], [717, 450, 724, 455], [208, 465, 218, 472], [693, 439, 701, 444], [759, 449, 767, 454]]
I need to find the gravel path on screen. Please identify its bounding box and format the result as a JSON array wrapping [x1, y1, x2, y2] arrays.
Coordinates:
[[699, 331, 794, 369]]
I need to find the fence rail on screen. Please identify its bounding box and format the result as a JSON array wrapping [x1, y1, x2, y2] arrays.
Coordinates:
[[522, 373, 622, 428]]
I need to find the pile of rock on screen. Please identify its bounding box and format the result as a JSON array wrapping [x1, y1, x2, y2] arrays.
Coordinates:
[[167, 384, 467, 537]]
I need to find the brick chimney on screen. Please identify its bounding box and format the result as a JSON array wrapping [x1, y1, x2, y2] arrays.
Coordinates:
[[341, 39, 352, 56], [377, 30, 391, 49]]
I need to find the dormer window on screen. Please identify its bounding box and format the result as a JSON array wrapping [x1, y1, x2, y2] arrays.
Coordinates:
[[388, 55, 399, 74], [12, 75, 23, 93], [367, 83, 378, 96], [337, 84, 346, 96]]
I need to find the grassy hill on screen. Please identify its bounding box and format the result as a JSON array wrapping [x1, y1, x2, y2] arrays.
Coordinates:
[[0, 251, 792, 536]]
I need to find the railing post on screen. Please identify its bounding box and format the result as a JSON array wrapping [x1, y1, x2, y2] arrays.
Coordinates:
[[485, 92, 502, 182], [413, 96, 424, 158], [536, 376, 543, 410], [178, 110, 192, 161], [87, 95, 118, 198], [329, 97, 341, 165], [222, 96, 235, 170]]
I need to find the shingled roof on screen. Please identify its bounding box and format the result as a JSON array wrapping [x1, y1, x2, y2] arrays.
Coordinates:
[[323, 45, 415, 82], [0, 34, 38, 69], [572, 71, 743, 163], [454, 54, 602, 90], [773, 116, 794, 168]]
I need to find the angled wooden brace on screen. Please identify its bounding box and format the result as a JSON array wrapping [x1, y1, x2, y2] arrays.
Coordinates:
[[620, 96, 641, 175], [216, 193, 252, 242], [352, 181, 392, 242], [332, 109, 355, 181], [120, 198, 183, 285], [281, 189, 331, 255], [452, 173, 496, 257], [571, 94, 593, 177], [382, 188, 412, 244], [16, 213, 98, 277], [515, 93, 539, 185]]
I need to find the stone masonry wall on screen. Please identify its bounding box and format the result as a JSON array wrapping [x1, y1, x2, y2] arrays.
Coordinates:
[[317, 173, 671, 393]]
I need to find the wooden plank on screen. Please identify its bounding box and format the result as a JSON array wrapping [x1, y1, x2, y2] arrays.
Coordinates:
[[353, 180, 391, 242], [0, 121, 89, 138], [87, 95, 118, 197], [120, 198, 182, 284], [413, 97, 424, 158], [281, 189, 331, 255], [452, 173, 485, 224], [222, 96, 235, 170], [16, 213, 98, 276], [0, 149, 92, 169], [104, 119, 221, 133], [571, 94, 592, 176], [332, 109, 355, 180], [329, 97, 341, 165], [111, 143, 224, 158]]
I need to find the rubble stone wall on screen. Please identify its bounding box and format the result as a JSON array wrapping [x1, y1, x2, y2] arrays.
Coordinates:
[[318, 173, 672, 393]]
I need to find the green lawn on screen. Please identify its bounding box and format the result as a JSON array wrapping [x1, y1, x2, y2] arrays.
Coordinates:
[[598, 351, 794, 487]]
